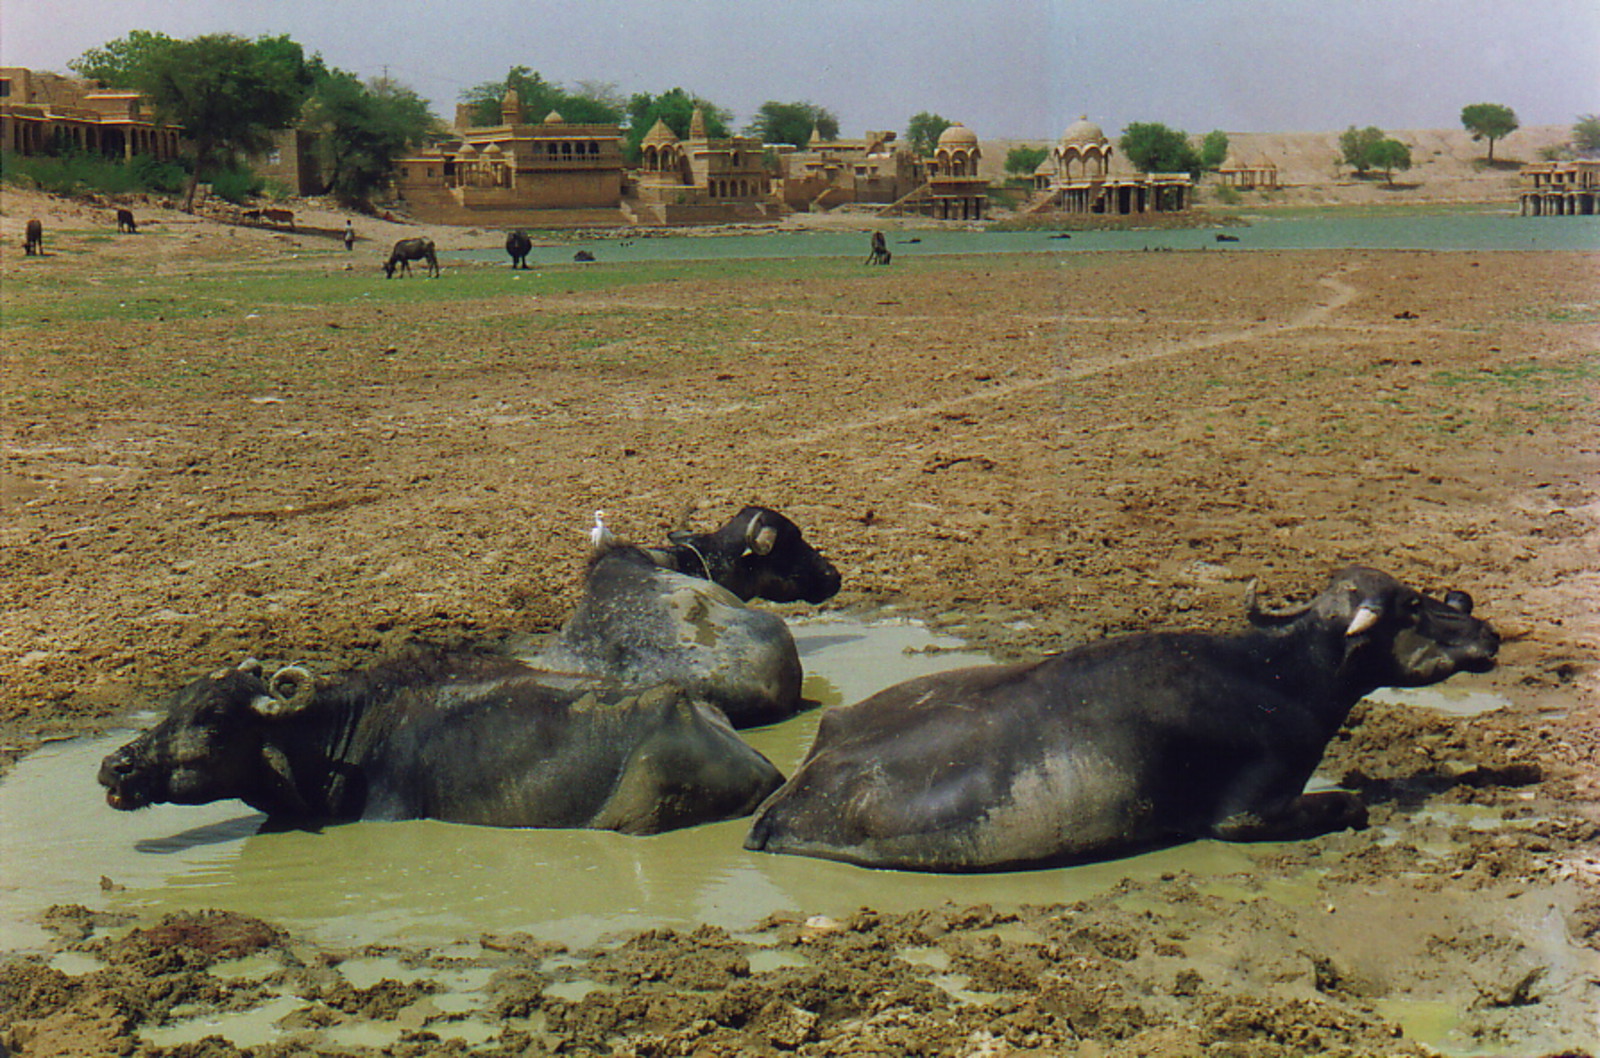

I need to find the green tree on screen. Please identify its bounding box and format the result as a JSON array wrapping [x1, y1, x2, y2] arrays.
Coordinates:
[[623, 88, 731, 161], [303, 71, 436, 206], [746, 101, 839, 148], [461, 67, 625, 127], [1003, 145, 1049, 176], [1199, 129, 1230, 170], [1368, 138, 1413, 184], [136, 34, 312, 210], [68, 30, 178, 87], [1460, 103, 1518, 162], [1338, 125, 1387, 173], [1572, 114, 1600, 154], [905, 112, 952, 157], [1119, 122, 1201, 175]]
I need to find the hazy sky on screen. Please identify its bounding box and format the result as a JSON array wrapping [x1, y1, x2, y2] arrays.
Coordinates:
[[4, 1, 1597, 139]]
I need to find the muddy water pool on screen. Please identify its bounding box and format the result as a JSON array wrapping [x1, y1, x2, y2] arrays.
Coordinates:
[[0, 618, 1519, 953]]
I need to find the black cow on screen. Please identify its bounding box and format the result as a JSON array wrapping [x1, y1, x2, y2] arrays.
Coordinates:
[[23, 219, 42, 256], [521, 506, 841, 727], [116, 209, 138, 234], [100, 652, 783, 835], [384, 238, 439, 278], [506, 230, 532, 268], [746, 567, 1499, 871], [865, 231, 891, 265]]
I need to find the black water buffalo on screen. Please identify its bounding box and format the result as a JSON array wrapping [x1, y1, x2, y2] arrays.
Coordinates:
[[506, 229, 532, 268], [573, 249, 596, 263], [100, 652, 783, 835], [23, 219, 42, 255], [1215, 232, 1240, 243], [521, 506, 841, 727], [384, 238, 439, 278], [116, 208, 138, 234], [746, 567, 1499, 871], [865, 231, 891, 265]]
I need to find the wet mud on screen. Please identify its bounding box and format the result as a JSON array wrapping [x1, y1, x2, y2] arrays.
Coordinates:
[[1, 192, 1597, 1054]]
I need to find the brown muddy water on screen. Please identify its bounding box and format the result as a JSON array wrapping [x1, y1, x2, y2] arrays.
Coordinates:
[[0, 618, 1522, 952], [1, 619, 1589, 1055]]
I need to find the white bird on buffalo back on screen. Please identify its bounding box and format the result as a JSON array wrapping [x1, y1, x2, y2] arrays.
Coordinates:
[[590, 510, 618, 553]]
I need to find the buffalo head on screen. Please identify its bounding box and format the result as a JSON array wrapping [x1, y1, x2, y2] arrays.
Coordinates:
[[99, 659, 316, 813], [1248, 566, 1498, 691], [686, 506, 842, 605]]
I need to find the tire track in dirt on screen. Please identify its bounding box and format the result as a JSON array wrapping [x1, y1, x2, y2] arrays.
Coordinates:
[[778, 264, 1365, 446]]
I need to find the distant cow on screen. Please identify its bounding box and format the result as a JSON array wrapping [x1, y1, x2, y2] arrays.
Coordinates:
[[99, 652, 784, 835], [865, 231, 891, 265], [506, 230, 532, 268], [343, 221, 356, 251], [384, 238, 439, 278], [746, 567, 1500, 871], [261, 207, 295, 230], [116, 209, 138, 234], [23, 219, 42, 255], [521, 506, 842, 727]]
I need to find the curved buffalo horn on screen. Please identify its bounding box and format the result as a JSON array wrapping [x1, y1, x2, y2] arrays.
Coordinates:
[[251, 664, 316, 717], [744, 515, 779, 557], [1244, 579, 1312, 626], [1344, 604, 1381, 637]]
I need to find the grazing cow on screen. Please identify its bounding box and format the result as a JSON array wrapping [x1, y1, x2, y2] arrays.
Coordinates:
[[116, 209, 138, 234], [865, 231, 891, 265], [746, 567, 1499, 871], [384, 238, 440, 278], [23, 219, 42, 255], [506, 229, 532, 268], [261, 207, 295, 230], [522, 506, 842, 727], [99, 652, 783, 835]]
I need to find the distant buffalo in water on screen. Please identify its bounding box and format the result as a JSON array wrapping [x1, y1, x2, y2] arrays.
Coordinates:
[[573, 250, 596, 263], [506, 230, 532, 268], [384, 238, 440, 278], [1215, 233, 1240, 243], [23, 219, 42, 255]]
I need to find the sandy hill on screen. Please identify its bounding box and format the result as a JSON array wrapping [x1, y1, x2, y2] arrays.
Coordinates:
[[980, 123, 1571, 205]]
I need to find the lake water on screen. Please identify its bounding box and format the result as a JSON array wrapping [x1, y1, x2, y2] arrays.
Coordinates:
[[448, 210, 1600, 266]]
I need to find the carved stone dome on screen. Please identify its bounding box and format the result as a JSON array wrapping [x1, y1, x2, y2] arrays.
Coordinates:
[[937, 122, 979, 149], [1060, 116, 1108, 147]]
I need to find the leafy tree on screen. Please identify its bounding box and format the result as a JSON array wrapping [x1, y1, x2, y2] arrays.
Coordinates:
[[135, 34, 312, 210], [1004, 145, 1049, 176], [622, 88, 732, 161], [1572, 114, 1600, 155], [1368, 138, 1413, 183], [303, 71, 435, 205], [1338, 125, 1387, 173], [68, 30, 178, 87], [746, 101, 839, 148], [1460, 103, 1518, 162], [461, 67, 624, 127], [906, 112, 952, 157], [1199, 129, 1230, 170], [1119, 122, 1201, 175]]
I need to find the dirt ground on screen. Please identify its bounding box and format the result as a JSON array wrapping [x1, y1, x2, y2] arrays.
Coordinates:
[[0, 186, 1597, 1056]]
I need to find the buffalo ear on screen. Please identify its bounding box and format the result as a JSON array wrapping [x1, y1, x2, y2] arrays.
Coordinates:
[[249, 665, 317, 718]]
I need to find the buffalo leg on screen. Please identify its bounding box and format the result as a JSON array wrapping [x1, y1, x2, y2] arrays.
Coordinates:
[[1210, 791, 1368, 843]]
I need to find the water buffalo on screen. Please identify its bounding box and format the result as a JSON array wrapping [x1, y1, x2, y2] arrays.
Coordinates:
[[116, 209, 138, 234], [506, 229, 532, 268], [746, 567, 1499, 871], [384, 238, 439, 278], [865, 231, 891, 265], [99, 652, 783, 835], [23, 219, 42, 255], [521, 506, 841, 728], [573, 249, 596, 263]]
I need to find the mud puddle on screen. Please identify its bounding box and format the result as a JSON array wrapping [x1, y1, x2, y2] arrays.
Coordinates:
[[1, 619, 1594, 1055]]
